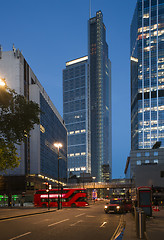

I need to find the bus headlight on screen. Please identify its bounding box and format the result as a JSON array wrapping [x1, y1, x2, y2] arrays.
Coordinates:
[[116, 206, 120, 210], [104, 205, 108, 209]]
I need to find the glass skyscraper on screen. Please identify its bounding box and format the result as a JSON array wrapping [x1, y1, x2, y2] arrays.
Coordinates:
[[131, 0, 164, 150], [63, 56, 91, 178], [89, 11, 112, 182], [63, 11, 112, 182]]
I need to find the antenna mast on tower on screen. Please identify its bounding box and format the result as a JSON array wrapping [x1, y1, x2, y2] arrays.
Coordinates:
[[89, 0, 91, 18]]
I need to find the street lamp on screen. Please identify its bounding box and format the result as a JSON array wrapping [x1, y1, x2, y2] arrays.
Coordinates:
[[0, 78, 6, 87], [44, 182, 50, 210], [92, 177, 96, 203], [54, 143, 63, 210]]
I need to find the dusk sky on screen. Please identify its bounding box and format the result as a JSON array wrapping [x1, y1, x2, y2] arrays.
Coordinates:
[[1, 0, 137, 179]]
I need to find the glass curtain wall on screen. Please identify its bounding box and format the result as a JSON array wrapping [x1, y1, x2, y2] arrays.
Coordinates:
[[63, 57, 91, 178], [89, 11, 112, 181], [131, 0, 164, 150]]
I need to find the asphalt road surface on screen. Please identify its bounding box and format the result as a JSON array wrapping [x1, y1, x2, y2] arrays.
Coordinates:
[[0, 202, 121, 240]]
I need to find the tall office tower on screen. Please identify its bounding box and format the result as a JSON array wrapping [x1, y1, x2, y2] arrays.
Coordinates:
[[63, 56, 91, 178], [131, 0, 164, 150], [0, 46, 67, 199], [88, 11, 112, 182], [129, 0, 164, 177]]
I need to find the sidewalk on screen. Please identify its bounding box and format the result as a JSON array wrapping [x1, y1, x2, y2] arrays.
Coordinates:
[[0, 207, 56, 220], [146, 208, 164, 240], [123, 213, 138, 240], [123, 207, 164, 240], [0, 200, 95, 220]]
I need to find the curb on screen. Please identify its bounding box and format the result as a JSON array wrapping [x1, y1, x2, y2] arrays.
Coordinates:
[[111, 215, 126, 240], [0, 209, 56, 221]]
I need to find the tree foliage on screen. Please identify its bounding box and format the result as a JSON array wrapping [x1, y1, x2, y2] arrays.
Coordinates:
[[0, 139, 20, 172], [0, 86, 41, 172]]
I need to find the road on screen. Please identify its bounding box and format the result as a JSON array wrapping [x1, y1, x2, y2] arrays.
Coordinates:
[[0, 202, 121, 240]]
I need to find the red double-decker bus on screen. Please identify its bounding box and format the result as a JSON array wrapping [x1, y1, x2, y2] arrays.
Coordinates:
[[34, 188, 89, 208]]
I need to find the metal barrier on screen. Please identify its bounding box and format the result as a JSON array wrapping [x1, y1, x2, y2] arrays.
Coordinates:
[[134, 207, 146, 239]]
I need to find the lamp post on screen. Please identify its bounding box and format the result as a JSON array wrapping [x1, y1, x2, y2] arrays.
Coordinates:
[[83, 170, 84, 189], [47, 183, 50, 210], [54, 143, 62, 210], [44, 182, 50, 210], [92, 177, 96, 203]]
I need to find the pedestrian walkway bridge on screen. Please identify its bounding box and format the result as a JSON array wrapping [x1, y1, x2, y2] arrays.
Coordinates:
[[67, 179, 133, 190]]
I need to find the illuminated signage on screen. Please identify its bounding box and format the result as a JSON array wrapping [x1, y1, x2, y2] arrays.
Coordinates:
[[40, 194, 66, 198]]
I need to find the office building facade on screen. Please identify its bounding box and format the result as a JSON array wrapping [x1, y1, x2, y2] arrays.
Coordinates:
[[63, 56, 91, 178], [0, 46, 67, 196], [130, 0, 164, 175], [131, 0, 164, 150], [63, 11, 111, 182], [89, 11, 112, 182]]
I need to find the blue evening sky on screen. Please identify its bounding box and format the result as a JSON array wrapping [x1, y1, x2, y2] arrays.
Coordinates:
[[0, 0, 137, 179]]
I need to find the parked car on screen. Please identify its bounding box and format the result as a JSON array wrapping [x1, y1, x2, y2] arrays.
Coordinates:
[[104, 198, 125, 214], [124, 199, 132, 212]]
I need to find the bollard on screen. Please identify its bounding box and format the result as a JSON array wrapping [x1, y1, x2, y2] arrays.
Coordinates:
[[135, 208, 139, 238], [138, 210, 146, 239]]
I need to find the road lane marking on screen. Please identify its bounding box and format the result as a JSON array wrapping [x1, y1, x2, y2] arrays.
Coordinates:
[[9, 232, 31, 240], [70, 220, 83, 226], [110, 215, 125, 240], [48, 218, 69, 227], [100, 222, 107, 228], [33, 218, 51, 224], [86, 215, 96, 218], [75, 213, 86, 218]]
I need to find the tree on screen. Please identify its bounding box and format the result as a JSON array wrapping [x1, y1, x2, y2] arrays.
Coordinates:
[[0, 139, 20, 172], [0, 85, 41, 171]]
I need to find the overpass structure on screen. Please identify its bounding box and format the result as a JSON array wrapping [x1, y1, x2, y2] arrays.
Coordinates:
[[66, 179, 134, 199], [67, 179, 134, 189]]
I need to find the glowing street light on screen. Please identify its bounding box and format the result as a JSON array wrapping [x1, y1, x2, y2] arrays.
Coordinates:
[[0, 78, 6, 87], [54, 143, 63, 149], [54, 142, 63, 210], [92, 176, 96, 203]]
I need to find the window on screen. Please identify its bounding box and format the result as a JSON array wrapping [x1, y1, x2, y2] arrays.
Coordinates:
[[154, 151, 158, 156], [50, 198, 58, 202], [76, 197, 86, 202], [41, 198, 48, 202], [145, 160, 149, 164], [81, 129, 86, 133], [154, 159, 158, 164], [137, 153, 141, 157], [137, 160, 141, 165], [81, 152, 86, 155], [145, 152, 149, 157], [81, 167, 86, 170], [75, 168, 80, 171], [70, 168, 74, 171], [75, 153, 80, 156]]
